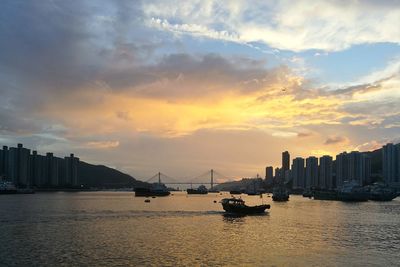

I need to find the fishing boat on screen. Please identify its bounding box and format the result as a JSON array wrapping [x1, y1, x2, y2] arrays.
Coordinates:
[[367, 183, 397, 201], [187, 185, 208, 194], [220, 197, 270, 214], [272, 186, 289, 201], [337, 181, 368, 202]]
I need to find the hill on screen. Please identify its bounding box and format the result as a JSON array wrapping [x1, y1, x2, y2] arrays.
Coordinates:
[[78, 161, 148, 189]]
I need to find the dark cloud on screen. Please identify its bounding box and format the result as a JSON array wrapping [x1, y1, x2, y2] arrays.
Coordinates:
[[324, 136, 348, 145]]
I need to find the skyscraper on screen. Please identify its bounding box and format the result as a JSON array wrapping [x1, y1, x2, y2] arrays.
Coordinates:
[[319, 155, 333, 189], [335, 152, 348, 188], [292, 157, 305, 189], [305, 156, 318, 189], [347, 151, 370, 186], [65, 154, 79, 186], [382, 143, 400, 186], [7, 144, 30, 187], [282, 151, 290, 171], [265, 166, 273, 180]]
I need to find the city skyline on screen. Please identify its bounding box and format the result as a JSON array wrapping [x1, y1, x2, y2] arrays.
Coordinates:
[[0, 1, 400, 179]]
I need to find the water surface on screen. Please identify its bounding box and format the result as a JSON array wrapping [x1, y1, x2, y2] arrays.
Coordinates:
[[1, 192, 399, 266]]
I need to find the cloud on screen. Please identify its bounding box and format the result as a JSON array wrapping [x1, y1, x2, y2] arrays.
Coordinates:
[[86, 141, 120, 149], [324, 136, 350, 145], [143, 0, 400, 52]]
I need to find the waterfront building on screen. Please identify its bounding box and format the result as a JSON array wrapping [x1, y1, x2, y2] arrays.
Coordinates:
[[292, 157, 305, 189], [45, 153, 59, 186], [30, 151, 47, 187], [0, 146, 9, 178], [7, 144, 31, 187], [282, 151, 290, 172], [335, 152, 348, 188], [305, 156, 318, 189], [319, 155, 333, 189], [65, 153, 79, 186], [382, 143, 400, 187], [347, 151, 370, 186], [265, 166, 273, 180]]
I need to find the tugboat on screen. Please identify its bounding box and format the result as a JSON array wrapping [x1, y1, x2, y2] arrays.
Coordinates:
[[337, 180, 368, 202], [220, 197, 270, 214], [367, 183, 397, 201], [187, 185, 208, 194], [272, 186, 289, 201]]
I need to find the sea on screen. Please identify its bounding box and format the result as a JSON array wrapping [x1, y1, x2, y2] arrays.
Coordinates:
[[1, 192, 399, 266]]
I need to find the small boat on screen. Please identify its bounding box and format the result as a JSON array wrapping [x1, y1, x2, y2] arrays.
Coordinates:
[[302, 190, 313, 198], [272, 186, 289, 201], [313, 190, 337, 200], [367, 183, 397, 201], [229, 190, 242, 195], [0, 181, 18, 194], [220, 197, 270, 214], [337, 181, 368, 202], [187, 185, 208, 194], [134, 183, 170, 197]]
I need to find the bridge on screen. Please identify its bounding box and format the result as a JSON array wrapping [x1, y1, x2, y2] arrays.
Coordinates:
[[142, 169, 234, 190]]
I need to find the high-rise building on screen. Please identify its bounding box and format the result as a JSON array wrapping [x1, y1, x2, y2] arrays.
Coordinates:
[[7, 144, 30, 187], [335, 152, 348, 188], [30, 151, 47, 187], [319, 155, 333, 189], [45, 153, 59, 186], [65, 154, 79, 186], [265, 166, 273, 180], [0, 146, 9, 178], [282, 151, 290, 172], [292, 157, 305, 189], [305, 156, 318, 189], [347, 151, 370, 186], [382, 143, 400, 186]]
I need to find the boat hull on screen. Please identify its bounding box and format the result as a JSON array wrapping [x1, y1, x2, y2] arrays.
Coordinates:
[[222, 203, 270, 214], [337, 192, 368, 202], [187, 189, 208, 194], [272, 195, 289, 201], [0, 190, 18, 194], [134, 187, 170, 197], [369, 193, 397, 201]]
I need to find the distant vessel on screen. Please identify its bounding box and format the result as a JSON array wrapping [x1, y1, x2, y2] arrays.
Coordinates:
[[187, 185, 208, 194], [229, 190, 242, 195], [220, 197, 270, 214], [367, 183, 397, 201], [272, 186, 289, 201], [313, 190, 337, 200], [302, 190, 313, 198], [337, 181, 368, 202], [0, 180, 17, 194], [134, 183, 170, 197]]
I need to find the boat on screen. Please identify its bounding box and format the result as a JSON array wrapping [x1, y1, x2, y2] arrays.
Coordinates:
[[0, 181, 18, 194], [187, 185, 208, 194], [134, 183, 170, 197], [302, 190, 313, 198], [367, 183, 397, 201], [220, 197, 270, 214], [229, 190, 242, 195], [272, 186, 289, 201], [313, 190, 337, 200], [337, 181, 368, 202]]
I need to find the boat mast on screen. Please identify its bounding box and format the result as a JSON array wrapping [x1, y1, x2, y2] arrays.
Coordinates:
[[211, 169, 214, 190], [158, 172, 161, 184]]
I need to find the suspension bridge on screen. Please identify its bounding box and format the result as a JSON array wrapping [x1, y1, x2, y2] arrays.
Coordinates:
[[142, 169, 234, 190]]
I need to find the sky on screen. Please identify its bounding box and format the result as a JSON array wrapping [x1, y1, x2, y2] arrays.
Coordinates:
[[0, 0, 400, 182]]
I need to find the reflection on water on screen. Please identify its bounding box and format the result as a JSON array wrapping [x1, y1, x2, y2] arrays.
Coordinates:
[[0, 192, 399, 266]]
